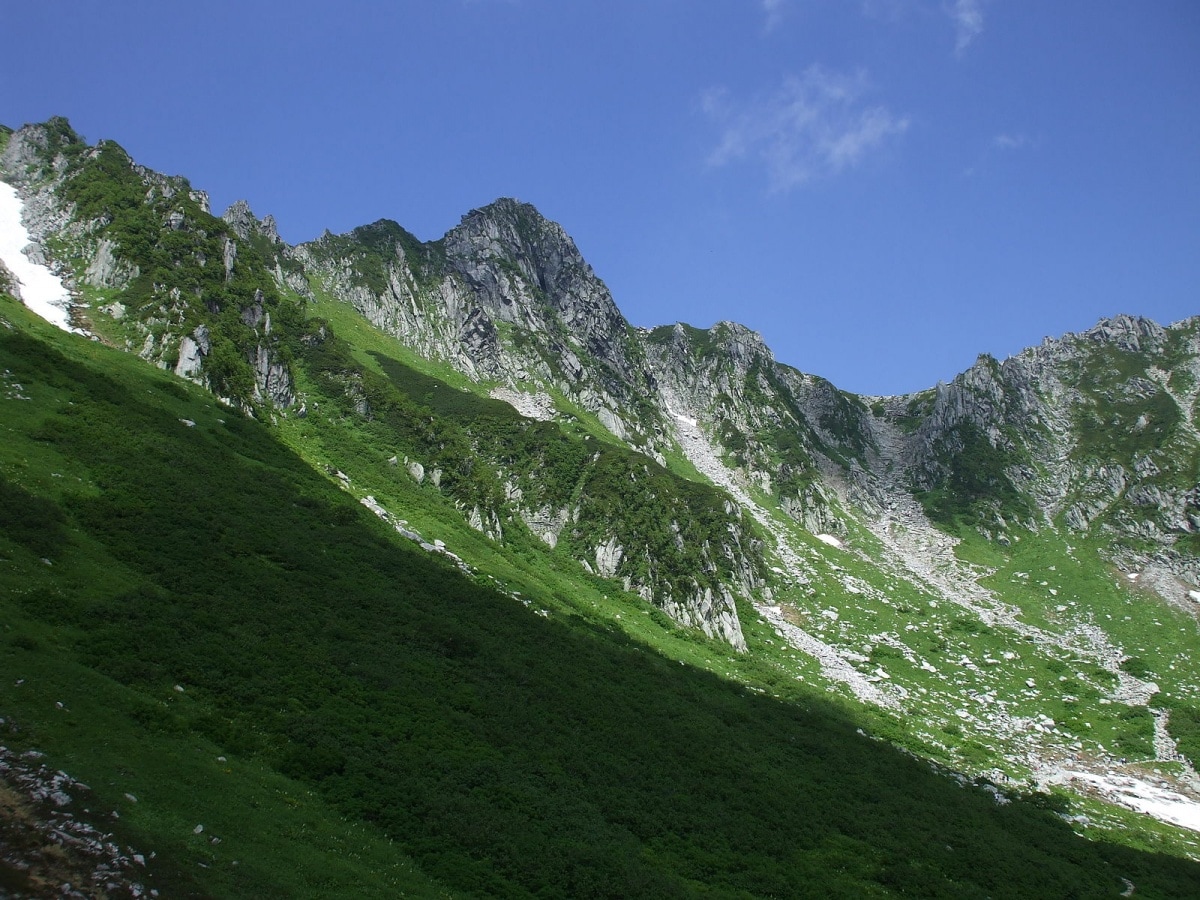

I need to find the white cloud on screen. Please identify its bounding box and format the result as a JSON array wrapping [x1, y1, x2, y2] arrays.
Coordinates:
[[762, 0, 788, 33], [948, 0, 984, 56], [992, 132, 1030, 151], [702, 66, 909, 192]]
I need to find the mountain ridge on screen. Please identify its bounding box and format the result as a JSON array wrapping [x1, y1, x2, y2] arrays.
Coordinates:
[[3, 118, 1200, 886], [2, 118, 1197, 614]]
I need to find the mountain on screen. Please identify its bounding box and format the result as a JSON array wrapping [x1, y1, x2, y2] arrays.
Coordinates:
[[2, 117, 1199, 897]]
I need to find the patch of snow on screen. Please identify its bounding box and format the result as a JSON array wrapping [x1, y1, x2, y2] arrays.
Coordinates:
[[0, 181, 76, 332], [669, 408, 698, 428], [816, 533, 843, 549], [1039, 766, 1200, 833]]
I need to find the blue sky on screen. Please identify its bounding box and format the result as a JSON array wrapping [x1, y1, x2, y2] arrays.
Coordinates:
[[3, 1, 1197, 394]]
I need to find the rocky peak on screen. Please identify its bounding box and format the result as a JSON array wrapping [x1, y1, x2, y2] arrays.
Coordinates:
[[446, 198, 573, 269], [647, 322, 775, 387], [443, 198, 614, 323], [222, 199, 281, 244], [712, 321, 772, 364], [0, 118, 82, 188], [1079, 314, 1168, 352]]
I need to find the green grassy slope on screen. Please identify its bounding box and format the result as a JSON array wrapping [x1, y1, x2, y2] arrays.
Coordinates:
[[4, 300, 1200, 897]]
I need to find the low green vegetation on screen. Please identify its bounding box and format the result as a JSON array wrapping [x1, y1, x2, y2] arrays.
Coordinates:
[[21, 118, 301, 406], [5, 297, 1200, 896], [4, 117, 1200, 896], [291, 306, 762, 602], [917, 422, 1036, 529]]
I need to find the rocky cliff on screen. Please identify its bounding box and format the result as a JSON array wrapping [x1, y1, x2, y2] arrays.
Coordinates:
[[3, 115, 1197, 648], [296, 199, 668, 453], [0, 119, 296, 408], [876, 315, 1200, 597]]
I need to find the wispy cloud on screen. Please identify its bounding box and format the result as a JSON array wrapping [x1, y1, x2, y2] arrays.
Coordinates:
[[992, 132, 1031, 151], [963, 131, 1037, 176], [761, 0, 788, 33], [948, 0, 984, 56], [702, 66, 909, 192]]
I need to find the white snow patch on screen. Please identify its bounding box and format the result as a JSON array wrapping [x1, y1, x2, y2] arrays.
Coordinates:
[[0, 181, 76, 332], [816, 533, 844, 549], [1041, 767, 1200, 833]]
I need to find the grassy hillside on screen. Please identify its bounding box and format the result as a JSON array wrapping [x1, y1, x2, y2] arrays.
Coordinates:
[[4, 299, 1200, 896]]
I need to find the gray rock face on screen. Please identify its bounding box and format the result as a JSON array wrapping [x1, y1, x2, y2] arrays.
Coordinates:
[[222, 200, 259, 240], [643, 320, 867, 534], [442, 199, 643, 394], [879, 315, 1200, 589], [0, 121, 57, 185], [174, 325, 211, 379], [222, 237, 237, 282], [222, 199, 283, 246], [594, 536, 624, 578], [220, 200, 312, 299], [297, 200, 667, 454], [251, 343, 295, 407], [662, 584, 747, 652], [0, 257, 21, 299], [82, 238, 138, 289]]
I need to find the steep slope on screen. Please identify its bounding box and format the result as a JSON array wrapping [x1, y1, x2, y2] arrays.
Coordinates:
[[891, 314, 1200, 598], [643, 320, 873, 535], [4, 273, 1200, 900], [3, 116, 1200, 863], [0, 118, 298, 409], [296, 198, 667, 450], [0, 119, 756, 647]]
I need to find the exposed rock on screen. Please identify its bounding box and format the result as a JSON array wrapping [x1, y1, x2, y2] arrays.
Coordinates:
[[174, 325, 210, 379], [594, 536, 623, 578], [222, 199, 281, 245], [82, 237, 138, 289], [250, 343, 295, 407], [0, 256, 20, 298], [298, 199, 667, 452], [222, 237, 237, 281], [489, 386, 556, 421], [521, 505, 571, 548]]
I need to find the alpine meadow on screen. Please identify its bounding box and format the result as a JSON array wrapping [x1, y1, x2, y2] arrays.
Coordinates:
[[1, 118, 1200, 898]]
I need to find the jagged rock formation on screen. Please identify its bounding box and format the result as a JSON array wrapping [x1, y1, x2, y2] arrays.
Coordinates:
[[643, 320, 870, 535], [296, 199, 668, 454], [875, 315, 1200, 595], [0, 119, 295, 409], [2, 115, 1197, 650], [0, 256, 18, 298]]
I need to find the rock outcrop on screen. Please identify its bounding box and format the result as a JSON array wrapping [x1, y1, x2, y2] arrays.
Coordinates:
[[878, 314, 1200, 590], [5, 115, 1195, 647], [296, 200, 668, 455], [0, 121, 297, 413]]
